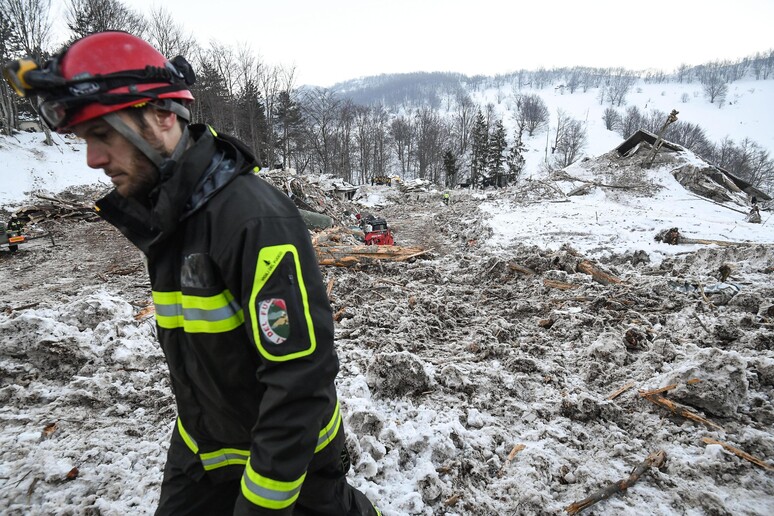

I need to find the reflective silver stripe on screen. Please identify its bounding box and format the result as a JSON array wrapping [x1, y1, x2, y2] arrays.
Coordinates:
[[242, 470, 303, 505], [155, 303, 183, 317], [201, 449, 250, 470], [316, 402, 342, 452], [183, 298, 241, 321], [155, 299, 241, 321]]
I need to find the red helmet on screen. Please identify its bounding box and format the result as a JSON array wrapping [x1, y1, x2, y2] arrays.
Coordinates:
[[24, 32, 195, 131]]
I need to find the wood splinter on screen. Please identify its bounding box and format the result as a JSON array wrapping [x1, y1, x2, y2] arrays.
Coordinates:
[[642, 393, 724, 432], [702, 437, 774, 472], [607, 381, 636, 400], [497, 444, 526, 477], [565, 450, 666, 514]]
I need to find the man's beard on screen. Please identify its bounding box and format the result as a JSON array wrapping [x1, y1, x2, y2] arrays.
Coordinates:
[[122, 131, 169, 200], [124, 147, 160, 200]]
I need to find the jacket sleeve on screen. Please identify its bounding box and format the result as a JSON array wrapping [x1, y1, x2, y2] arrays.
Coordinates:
[[214, 209, 339, 515]]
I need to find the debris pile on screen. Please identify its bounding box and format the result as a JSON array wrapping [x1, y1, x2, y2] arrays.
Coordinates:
[[1, 162, 773, 514]]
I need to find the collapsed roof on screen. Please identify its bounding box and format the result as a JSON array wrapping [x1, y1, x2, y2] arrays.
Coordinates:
[[614, 129, 771, 202]]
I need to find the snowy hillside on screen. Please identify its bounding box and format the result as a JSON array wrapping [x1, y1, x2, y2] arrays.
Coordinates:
[[467, 78, 774, 182]]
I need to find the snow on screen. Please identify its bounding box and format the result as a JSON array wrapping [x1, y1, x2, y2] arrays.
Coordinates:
[[0, 132, 106, 205], [1, 77, 774, 515]]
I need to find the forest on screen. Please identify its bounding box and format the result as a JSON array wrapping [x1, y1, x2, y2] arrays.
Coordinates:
[[1, 0, 774, 194]]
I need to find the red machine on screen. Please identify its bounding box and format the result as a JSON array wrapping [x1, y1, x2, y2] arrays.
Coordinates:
[[361, 215, 394, 246]]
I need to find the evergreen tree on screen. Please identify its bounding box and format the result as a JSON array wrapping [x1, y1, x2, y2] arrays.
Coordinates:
[[274, 90, 303, 170], [236, 80, 269, 165], [470, 110, 488, 187], [442, 149, 458, 188], [506, 130, 527, 183], [488, 119, 507, 186]]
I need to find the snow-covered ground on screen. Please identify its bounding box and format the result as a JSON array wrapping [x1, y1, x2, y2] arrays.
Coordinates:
[[1, 77, 773, 515]]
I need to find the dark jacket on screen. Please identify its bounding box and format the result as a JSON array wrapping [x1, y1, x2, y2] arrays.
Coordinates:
[[96, 125, 342, 514]]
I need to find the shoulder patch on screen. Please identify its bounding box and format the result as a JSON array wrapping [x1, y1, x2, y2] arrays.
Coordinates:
[[258, 298, 290, 345]]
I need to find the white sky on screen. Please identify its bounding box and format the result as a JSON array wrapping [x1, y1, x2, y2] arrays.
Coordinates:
[[50, 0, 774, 87]]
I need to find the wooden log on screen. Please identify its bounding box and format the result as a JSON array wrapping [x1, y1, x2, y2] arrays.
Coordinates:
[[576, 260, 623, 285], [543, 279, 579, 290], [566, 450, 666, 514], [315, 244, 430, 266], [642, 393, 724, 431], [701, 437, 774, 472], [507, 262, 536, 275]]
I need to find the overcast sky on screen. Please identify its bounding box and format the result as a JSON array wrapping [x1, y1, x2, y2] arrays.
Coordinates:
[[58, 0, 774, 87]]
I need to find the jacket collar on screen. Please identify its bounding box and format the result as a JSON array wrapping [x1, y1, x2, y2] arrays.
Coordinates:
[[95, 125, 254, 254]]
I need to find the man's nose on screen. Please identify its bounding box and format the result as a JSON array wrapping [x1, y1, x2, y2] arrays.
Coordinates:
[[86, 143, 109, 169]]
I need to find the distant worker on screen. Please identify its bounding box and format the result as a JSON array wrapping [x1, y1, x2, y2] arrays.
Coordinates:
[[6, 216, 23, 233], [747, 203, 762, 224], [442, 192, 450, 206], [3, 31, 380, 516]]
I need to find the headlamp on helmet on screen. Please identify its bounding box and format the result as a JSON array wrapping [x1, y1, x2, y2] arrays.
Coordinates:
[[1, 31, 196, 132]]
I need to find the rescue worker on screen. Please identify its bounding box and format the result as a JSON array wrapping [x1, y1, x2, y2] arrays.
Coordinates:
[[3, 32, 380, 516], [6, 216, 23, 233], [442, 192, 450, 206]]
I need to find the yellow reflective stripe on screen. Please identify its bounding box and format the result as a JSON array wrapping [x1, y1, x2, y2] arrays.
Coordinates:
[[249, 245, 316, 362], [153, 291, 183, 328], [208, 125, 218, 136], [241, 463, 305, 510], [177, 418, 199, 454], [152, 290, 244, 333], [315, 401, 341, 453], [200, 448, 250, 470]]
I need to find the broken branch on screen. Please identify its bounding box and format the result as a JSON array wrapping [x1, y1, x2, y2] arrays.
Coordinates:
[[565, 450, 666, 514], [642, 393, 724, 431], [576, 260, 623, 285], [607, 381, 636, 400]]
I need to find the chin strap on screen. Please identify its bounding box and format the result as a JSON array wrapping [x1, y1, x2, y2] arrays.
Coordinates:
[[103, 112, 190, 170]]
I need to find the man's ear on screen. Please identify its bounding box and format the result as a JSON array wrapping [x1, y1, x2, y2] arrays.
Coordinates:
[[151, 107, 178, 132]]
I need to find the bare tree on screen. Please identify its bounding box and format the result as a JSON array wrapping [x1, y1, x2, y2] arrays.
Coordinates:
[[2, 0, 54, 141], [554, 118, 587, 168], [258, 62, 284, 169], [0, 10, 24, 135], [618, 106, 642, 139], [302, 87, 341, 175], [452, 92, 474, 156], [700, 62, 728, 105], [413, 106, 447, 182], [512, 93, 549, 136], [602, 107, 620, 131], [145, 5, 195, 59], [552, 109, 571, 154], [605, 68, 637, 107], [2, 0, 52, 58], [65, 0, 147, 41], [390, 114, 414, 178]]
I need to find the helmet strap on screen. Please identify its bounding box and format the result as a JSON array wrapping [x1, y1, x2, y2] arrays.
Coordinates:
[[103, 112, 190, 170], [103, 112, 166, 168]]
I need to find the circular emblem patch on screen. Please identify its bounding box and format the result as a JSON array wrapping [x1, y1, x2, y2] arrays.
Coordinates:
[[258, 298, 290, 345]]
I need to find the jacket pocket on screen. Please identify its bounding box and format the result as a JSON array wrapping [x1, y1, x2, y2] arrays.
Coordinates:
[[248, 245, 315, 362]]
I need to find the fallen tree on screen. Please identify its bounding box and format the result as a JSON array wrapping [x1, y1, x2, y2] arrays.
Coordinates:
[[315, 244, 431, 266]]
